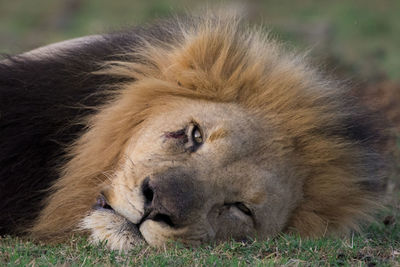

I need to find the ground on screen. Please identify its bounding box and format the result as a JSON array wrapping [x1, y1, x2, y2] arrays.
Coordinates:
[[1, 210, 399, 265]]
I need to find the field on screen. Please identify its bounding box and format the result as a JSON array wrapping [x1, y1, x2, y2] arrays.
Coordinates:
[[1, 0, 399, 80], [1, 213, 400, 266], [1, 0, 399, 266]]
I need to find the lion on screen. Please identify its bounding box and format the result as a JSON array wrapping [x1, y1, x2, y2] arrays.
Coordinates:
[[0, 15, 388, 250]]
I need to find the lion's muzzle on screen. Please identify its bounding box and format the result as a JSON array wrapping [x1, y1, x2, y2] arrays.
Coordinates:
[[140, 168, 206, 228]]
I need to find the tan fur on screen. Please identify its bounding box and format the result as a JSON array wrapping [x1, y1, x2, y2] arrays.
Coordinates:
[[30, 15, 385, 247], [208, 128, 228, 142]]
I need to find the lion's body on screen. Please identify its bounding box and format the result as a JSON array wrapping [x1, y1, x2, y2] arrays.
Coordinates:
[[0, 31, 144, 234], [0, 15, 387, 249]]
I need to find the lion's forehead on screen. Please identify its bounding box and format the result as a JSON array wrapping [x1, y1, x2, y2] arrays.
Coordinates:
[[127, 99, 265, 154]]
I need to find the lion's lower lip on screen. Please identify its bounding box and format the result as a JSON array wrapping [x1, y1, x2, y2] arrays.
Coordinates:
[[92, 195, 174, 240]]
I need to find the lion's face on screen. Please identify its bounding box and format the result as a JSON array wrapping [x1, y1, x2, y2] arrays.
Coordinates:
[[81, 98, 303, 249]]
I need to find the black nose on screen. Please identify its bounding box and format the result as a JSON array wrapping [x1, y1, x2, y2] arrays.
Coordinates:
[[140, 169, 204, 228], [141, 176, 176, 227], [141, 177, 154, 205]]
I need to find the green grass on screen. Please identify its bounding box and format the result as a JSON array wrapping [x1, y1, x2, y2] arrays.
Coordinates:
[[1, 210, 399, 266], [0, 0, 399, 80]]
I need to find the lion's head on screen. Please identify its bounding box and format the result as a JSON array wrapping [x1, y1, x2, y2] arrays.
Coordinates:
[[81, 99, 304, 249], [30, 15, 387, 250]]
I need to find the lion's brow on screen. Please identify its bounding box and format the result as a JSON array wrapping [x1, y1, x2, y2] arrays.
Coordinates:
[[164, 128, 187, 140], [208, 128, 228, 142]]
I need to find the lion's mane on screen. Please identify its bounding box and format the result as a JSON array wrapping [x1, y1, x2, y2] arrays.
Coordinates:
[[0, 15, 387, 241]]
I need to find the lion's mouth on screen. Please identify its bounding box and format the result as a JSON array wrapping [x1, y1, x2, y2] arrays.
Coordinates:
[[93, 194, 144, 237], [93, 194, 175, 238]]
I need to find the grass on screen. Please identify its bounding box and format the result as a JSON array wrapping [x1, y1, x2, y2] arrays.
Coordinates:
[[0, 0, 399, 80], [1, 209, 399, 266]]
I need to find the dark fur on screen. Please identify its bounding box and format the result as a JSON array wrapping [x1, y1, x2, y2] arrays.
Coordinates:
[[0, 19, 387, 235], [0, 22, 179, 234]]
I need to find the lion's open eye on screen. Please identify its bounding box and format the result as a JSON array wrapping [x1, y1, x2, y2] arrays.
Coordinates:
[[191, 125, 203, 146]]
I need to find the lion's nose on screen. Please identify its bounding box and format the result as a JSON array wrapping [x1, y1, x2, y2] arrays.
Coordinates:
[[141, 177, 154, 205], [140, 176, 177, 227], [140, 169, 204, 227]]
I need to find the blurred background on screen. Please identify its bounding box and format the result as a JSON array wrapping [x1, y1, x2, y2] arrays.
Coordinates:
[[1, 0, 399, 186], [1, 0, 399, 79]]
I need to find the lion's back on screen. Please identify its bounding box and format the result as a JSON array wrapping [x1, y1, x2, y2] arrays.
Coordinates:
[[0, 27, 166, 234]]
